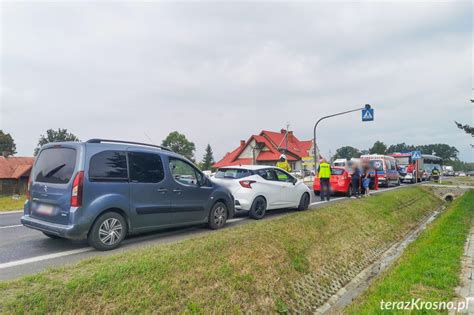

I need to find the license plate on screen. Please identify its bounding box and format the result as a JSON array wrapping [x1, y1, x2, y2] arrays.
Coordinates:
[[36, 204, 54, 216]]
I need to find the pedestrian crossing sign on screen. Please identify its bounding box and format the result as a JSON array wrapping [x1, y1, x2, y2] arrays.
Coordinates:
[[411, 151, 422, 160], [362, 108, 374, 121]]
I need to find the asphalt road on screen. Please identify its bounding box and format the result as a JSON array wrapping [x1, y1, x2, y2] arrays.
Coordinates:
[[0, 184, 411, 281]]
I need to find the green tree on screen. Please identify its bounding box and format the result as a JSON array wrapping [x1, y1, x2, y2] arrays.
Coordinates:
[[34, 128, 80, 155], [200, 144, 215, 171], [414, 144, 459, 161], [386, 143, 416, 153], [0, 130, 17, 157], [162, 131, 195, 160], [333, 146, 361, 160], [455, 121, 474, 137], [369, 141, 387, 155]]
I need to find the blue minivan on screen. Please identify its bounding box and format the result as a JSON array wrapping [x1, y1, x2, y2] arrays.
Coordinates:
[[21, 139, 234, 250]]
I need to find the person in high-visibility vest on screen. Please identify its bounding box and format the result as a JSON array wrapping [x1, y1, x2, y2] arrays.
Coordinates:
[[318, 159, 332, 201], [431, 167, 440, 183], [276, 154, 292, 173]]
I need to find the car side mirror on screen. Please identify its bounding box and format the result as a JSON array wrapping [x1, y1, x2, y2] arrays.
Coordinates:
[[292, 178, 297, 185]]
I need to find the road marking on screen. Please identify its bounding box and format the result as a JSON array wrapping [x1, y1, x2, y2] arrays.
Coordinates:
[[228, 217, 246, 223], [310, 196, 345, 206], [0, 224, 23, 230], [0, 210, 23, 215], [0, 248, 93, 270]]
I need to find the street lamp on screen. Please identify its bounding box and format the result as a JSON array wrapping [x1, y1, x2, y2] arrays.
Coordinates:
[[313, 104, 371, 175]]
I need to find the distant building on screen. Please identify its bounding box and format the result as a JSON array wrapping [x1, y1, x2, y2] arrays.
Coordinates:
[[0, 156, 34, 195], [213, 129, 314, 171]]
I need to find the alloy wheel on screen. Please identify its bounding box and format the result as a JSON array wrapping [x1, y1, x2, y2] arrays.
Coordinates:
[[99, 218, 123, 246]]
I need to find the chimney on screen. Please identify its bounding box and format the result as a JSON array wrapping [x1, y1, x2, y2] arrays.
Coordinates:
[[240, 140, 246, 146]]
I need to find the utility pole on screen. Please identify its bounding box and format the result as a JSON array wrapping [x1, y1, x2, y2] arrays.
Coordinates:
[[313, 104, 372, 175]]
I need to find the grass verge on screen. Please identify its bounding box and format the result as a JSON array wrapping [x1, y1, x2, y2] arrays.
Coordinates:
[[0, 187, 441, 313], [345, 189, 474, 314], [0, 195, 26, 212]]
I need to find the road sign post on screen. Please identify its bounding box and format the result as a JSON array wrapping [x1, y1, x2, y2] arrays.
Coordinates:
[[313, 104, 373, 175]]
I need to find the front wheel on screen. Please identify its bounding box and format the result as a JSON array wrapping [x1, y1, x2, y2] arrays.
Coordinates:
[[298, 193, 310, 211], [208, 202, 228, 230], [88, 212, 126, 251], [249, 196, 267, 219]]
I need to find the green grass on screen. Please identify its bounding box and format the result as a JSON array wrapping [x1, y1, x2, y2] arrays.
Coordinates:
[[345, 189, 474, 315], [0, 187, 441, 313], [434, 176, 474, 186], [0, 195, 26, 212]]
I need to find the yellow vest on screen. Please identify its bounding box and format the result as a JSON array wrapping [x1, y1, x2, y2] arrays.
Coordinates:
[[319, 163, 331, 179], [276, 160, 291, 172]]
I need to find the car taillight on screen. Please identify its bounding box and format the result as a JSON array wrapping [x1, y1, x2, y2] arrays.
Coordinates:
[[71, 171, 84, 207], [239, 180, 256, 189], [26, 175, 32, 199]]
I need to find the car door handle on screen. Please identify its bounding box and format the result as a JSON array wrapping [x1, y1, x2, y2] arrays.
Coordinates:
[[157, 188, 168, 193], [173, 189, 182, 194]]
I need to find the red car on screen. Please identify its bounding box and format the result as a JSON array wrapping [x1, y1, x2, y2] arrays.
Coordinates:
[[313, 167, 352, 197]]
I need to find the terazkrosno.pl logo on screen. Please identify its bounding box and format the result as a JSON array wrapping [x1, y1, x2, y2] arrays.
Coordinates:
[[380, 297, 473, 312]]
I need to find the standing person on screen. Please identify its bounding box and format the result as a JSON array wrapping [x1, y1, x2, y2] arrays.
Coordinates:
[[362, 167, 370, 196], [276, 154, 292, 173], [318, 159, 332, 202], [351, 163, 361, 198]]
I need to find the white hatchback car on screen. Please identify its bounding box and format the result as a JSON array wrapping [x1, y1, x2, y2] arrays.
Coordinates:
[[212, 165, 312, 219]]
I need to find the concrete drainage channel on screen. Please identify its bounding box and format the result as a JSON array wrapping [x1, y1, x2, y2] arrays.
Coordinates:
[[287, 204, 446, 314]]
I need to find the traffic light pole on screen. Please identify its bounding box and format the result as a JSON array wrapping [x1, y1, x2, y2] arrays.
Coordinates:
[[313, 105, 371, 175]]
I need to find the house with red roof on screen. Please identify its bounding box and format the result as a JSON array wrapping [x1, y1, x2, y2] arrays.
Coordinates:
[[213, 129, 314, 171], [0, 156, 35, 195]]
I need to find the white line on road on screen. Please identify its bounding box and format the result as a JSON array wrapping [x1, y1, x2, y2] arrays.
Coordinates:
[[227, 217, 246, 223], [0, 224, 23, 230], [0, 210, 23, 215], [310, 196, 345, 206], [0, 248, 93, 270]]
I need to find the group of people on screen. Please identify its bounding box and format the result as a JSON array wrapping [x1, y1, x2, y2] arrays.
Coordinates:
[[317, 159, 376, 202], [275, 154, 376, 202]]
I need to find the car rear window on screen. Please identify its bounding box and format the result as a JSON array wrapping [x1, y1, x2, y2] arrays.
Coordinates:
[[89, 151, 128, 181], [331, 168, 345, 175], [215, 168, 252, 179], [129, 152, 164, 183], [34, 148, 77, 184]]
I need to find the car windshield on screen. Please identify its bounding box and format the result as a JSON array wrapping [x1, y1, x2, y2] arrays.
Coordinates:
[[34, 147, 77, 184], [215, 168, 252, 179], [370, 160, 384, 171], [331, 168, 345, 175], [394, 156, 410, 165]]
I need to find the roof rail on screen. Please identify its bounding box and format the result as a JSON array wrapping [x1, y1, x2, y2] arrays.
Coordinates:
[[86, 139, 172, 152]]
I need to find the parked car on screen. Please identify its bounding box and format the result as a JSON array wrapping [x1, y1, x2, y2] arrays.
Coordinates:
[[458, 172, 467, 177], [360, 154, 400, 187], [313, 167, 352, 197], [211, 165, 312, 219], [21, 139, 235, 250]]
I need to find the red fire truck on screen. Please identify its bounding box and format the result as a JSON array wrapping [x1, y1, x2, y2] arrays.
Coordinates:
[[388, 152, 424, 183]]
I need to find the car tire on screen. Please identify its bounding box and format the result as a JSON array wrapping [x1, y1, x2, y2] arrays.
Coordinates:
[[42, 232, 62, 239], [88, 212, 126, 251], [208, 202, 228, 230], [249, 196, 267, 220], [297, 193, 310, 211], [346, 185, 352, 197]]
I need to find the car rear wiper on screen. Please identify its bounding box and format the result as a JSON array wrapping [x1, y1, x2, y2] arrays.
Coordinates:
[[45, 164, 66, 178]]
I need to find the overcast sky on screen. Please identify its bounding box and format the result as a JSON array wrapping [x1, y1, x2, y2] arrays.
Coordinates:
[[1, 1, 472, 162]]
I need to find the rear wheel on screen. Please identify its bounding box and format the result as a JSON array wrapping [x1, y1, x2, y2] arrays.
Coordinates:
[[346, 184, 353, 197], [208, 202, 228, 230], [42, 232, 62, 239], [249, 196, 266, 220], [88, 212, 126, 251], [298, 193, 310, 211]]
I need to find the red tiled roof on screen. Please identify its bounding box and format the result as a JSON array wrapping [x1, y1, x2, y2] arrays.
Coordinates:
[[213, 130, 312, 168], [0, 156, 34, 179]]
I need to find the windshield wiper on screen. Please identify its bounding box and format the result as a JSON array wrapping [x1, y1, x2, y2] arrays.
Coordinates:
[[45, 164, 66, 178]]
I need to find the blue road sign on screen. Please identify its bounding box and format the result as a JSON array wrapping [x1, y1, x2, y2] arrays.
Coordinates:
[[411, 151, 422, 160], [362, 108, 374, 121]]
